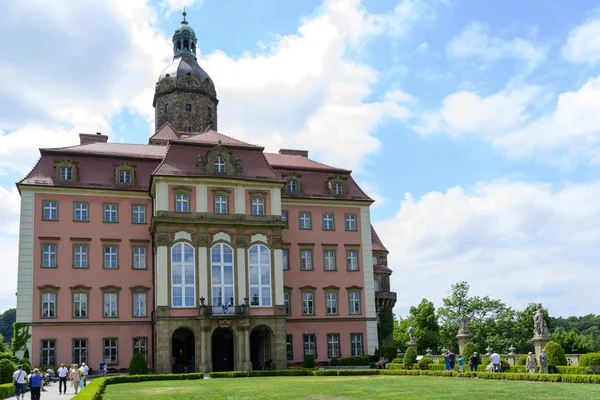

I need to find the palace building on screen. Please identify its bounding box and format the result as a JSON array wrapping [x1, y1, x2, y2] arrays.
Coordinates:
[[14, 13, 396, 373]]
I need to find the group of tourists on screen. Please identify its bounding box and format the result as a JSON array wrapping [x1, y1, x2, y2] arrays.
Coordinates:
[[12, 362, 90, 399], [443, 349, 466, 372], [526, 349, 549, 373]]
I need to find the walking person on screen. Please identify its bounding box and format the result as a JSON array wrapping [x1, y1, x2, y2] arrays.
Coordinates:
[[458, 354, 465, 373], [80, 363, 89, 387], [538, 349, 548, 374], [70, 364, 81, 394], [448, 349, 456, 370], [526, 352, 537, 373], [490, 351, 501, 372], [468, 352, 479, 372], [12, 364, 26, 400], [57, 363, 68, 395], [443, 352, 450, 371], [29, 368, 44, 400]]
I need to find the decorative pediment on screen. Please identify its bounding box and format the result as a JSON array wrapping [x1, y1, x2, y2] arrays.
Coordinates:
[[327, 174, 348, 196], [283, 172, 302, 193], [196, 141, 242, 176], [54, 158, 79, 183], [114, 161, 137, 186]]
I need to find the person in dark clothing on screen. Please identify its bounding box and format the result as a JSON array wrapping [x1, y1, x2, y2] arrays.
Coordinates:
[[468, 352, 479, 372], [448, 349, 456, 370], [29, 368, 44, 400]]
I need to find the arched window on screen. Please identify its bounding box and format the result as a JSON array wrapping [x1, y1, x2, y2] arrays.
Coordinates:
[[211, 244, 234, 310], [184, 39, 189, 49], [214, 156, 225, 173], [177, 40, 182, 50], [248, 245, 271, 306], [171, 242, 195, 307]]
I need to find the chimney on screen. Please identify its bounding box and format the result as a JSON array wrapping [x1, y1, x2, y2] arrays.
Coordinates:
[[79, 132, 108, 145], [279, 149, 309, 158]]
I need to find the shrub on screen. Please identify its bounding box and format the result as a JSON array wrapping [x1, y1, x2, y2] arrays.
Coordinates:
[[0, 383, 15, 399], [330, 358, 340, 366], [438, 357, 447, 364], [303, 355, 315, 369], [369, 354, 379, 363], [23, 348, 30, 360], [420, 357, 433, 365], [0, 353, 17, 364], [517, 354, 528, 365], [545, 341, 568, 366], [462, 343, 480, 364], [128, 352, 149, 375], [378, 345, 398, 362], [391, 358, 402, 364], [579, 353, 600, 367], [482, 357, 508, 365], [404, 347, 417, 365], [0, 359, 16, 384]]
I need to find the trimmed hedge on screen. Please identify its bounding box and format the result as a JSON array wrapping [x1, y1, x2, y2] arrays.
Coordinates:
[[579, 353, 600, 367], [210, 370, 313, 378], [128, 352, 149, 375], [71, 373, 204, 400], [0, 359, 16, 384], [462, 343, 480, 364], [517, 354, 528, 365], [545, 341, 568, 366], [0, 383, 14, 398], [404, 348, 417, 365]]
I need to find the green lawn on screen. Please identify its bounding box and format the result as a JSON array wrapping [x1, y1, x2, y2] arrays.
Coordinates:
[[102, 375, 600, 400]]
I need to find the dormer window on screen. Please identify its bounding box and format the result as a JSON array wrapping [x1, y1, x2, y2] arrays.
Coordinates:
[[114, 162, 136, 186], [54, 158, 79, 183], [283, 173, 302, 194], [327, 175, 348, 197], [333, 183, 343, 195], [60, 167, 73, 181], [287, 181, 297, 192], [214, 156, 225, 173], [119, 170, 132, 184]]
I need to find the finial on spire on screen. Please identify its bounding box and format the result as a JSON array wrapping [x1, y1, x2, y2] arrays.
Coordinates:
[[182, 7, 188, 25]]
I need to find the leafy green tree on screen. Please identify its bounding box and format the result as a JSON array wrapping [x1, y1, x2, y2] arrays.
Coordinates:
[[551, 327, 596, 354], [393, 316, 411, 350], [403, 347, 417, 365], [0, 309, 15, 345], [377, 308, 395, 346], [128, 352, 149, 374], [409, 299, 440, 353]]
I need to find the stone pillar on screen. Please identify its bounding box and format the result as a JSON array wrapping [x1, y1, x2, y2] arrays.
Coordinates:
[[407, 342, 418, 355], [457, 332, 471, 357], [243, 328, 251, 371], [533, 336, 550, 356]]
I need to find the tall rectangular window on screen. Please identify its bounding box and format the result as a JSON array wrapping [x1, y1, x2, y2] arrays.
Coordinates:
[[345, 214, 357, 231], [322, 213, 334, 230], [41, 339, 56, 366], [173, 243, 196, 307], [60, 167, 73, 181], [248, 245, 272, 307], [286, 181, 297, 192], [103, 293, 118, 317], [302, 292, 314, 315], [186, 104, 192, 112], [42, 245, 57, 268], [324, 250, 336, 271], [284, 292, 290, 315], [299, 212, 311, 229], [133, 293, 147, 317], [303, 334, 316, 357], [251, 198, 265, 215], [74, 245, 88, 268], [333, 183, 343, 195], [351, 333, 363, 356], [73, 293, 88, 318], [74, 203, 88, 221], [72, 339, 87, 365], [281, 211, 288, 228], [215, 195, 228, 214], [327, 334, 340, 358], [104, 204, 118, 222], [326, 292, 337, 315], [43, 201, 58, 220], [282, 249, 289, 270], [103, 338, 118, 364], [175, 194, 189, 212], [133, 247, 146, 269], [349, 292, 361, 315], [133, 337, 147, 358], [374, 279, 380, 293], [286, 335, 293, 360], [300, 250, 313, 271], [41, 293, 56, 318], [347, 250, 359, 271], [103, 246, 118, 269], [132, 205, 146, 223]]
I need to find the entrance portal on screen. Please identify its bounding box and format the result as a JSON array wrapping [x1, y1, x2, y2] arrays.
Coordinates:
[[212, 327, 234, 372], [250, 325, 273, 370], [172, 327, 195, 373]]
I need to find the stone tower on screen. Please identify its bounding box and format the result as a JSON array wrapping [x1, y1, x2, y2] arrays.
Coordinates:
[[153, 11, 218, 133]]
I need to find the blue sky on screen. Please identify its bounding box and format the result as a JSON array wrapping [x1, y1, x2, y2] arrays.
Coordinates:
[[1, 0, 600, 320]]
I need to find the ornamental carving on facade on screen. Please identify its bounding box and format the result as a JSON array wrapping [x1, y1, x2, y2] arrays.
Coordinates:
[[218, 320, 231, 328]]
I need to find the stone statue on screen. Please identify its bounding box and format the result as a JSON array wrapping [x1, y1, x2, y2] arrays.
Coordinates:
[[196, 154, 205, 173], [408, 324, 415, 343], [533, 307, 549, 337], [457, 315, 470, 334], [234, 157, 243, 176]]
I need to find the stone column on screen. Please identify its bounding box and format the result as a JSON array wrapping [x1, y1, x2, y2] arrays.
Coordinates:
[[244, 328, 251, 371], [407, 342, 418, 355], [457, 332, 471, 357], [533, 335, 550, 356]]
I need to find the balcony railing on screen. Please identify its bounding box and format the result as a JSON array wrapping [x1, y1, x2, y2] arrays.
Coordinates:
[[201, 305, 248, 317], [375, 291, 397, 310]]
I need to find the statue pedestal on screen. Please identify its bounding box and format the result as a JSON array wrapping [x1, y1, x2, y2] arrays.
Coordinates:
[[407, 342, 418, 355], [456, 332, 471, 357], [533, 335, 550, 356]]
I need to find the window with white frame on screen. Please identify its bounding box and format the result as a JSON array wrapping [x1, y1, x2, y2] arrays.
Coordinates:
[[248, 245, 272, 306], [284, 292, 290, 315], [215, 195, 228, 214], [251, 198, 265, 215], [103, 293, 118, 317], [133, 293, 147, 317], [333, 182, 344, 195], [324, 250, 336, 271], [74, 203, 88, 221], [349, 292, 361, 315], [302, 291, 314, 315], [119, 170, 132, 184], [104, 204, 118, 222], [103, 246, 118, 269], [347, 250, 359, 271], [286, 335, 293, 360], [175, 193, 189, 212], [303, 334, 316, 357], [287, 180, 297, 192], [172, 242, 196, 307], [281, 210, 288, 228], [60, 166, 73, 181], [133, 337, 147, 358], [42, 245, 57, 268], [41, 292, 56, 318], [374, 279, 380, 293], [299, 212, 311, 229], [72, 339, 87, 365], [73, 293, 88, 317], [43, 201, 58, 220], [132, 205, 146, 223], [351, 333, 363, 356], [41, 339, 56, 365], [282, 249, 289, 270], [372, 255, 378, 266], [326, 292, 338, 314], [211, 243, 234, 309], [327, 334, 340, 358], [214, 156, 225, 173], [345, 214, 356, 230], [133, 247, 146, 269], [103, 338, 118, 364], [300, 249, 313, 271], [74, 245, 88, 268], [322, 213, 334, 230]]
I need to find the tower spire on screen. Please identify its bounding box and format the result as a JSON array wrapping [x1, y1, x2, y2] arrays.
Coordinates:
[[182, 7, 188, 25]]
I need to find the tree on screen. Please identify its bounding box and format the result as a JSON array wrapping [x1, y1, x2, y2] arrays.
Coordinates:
[[551, 327, 596, 354], [377, 308, 395, 346], [0, 309, 15, 345], [544, 341, 567, 366], [408, 299, 440, 353], [128, 352, 149, 375], [404, 347, 417, 365], [393, 316, 411, 350]]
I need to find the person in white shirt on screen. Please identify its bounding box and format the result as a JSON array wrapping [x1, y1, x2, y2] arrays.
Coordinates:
[[81, 363, 89, 387], [57, 363, 69, 395], [12, 365, 26, 400], [490, 352, 501, 372]]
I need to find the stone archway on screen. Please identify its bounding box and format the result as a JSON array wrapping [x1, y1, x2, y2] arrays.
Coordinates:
[[212, 327, 235, 372], [250, 325, 273, 370], [172, 327, 195, 373]]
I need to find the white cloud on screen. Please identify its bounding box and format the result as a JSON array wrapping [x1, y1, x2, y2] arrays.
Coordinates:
[[0, 188, 20, 312], [375, 180, 600, 318], [446, 22, 547, 71], [563, 17, 600, 64], [416, 42, 428, 52]]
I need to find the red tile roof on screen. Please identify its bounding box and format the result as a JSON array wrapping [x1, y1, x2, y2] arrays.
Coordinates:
[[264, 153, 350, 173], [42, 142, 167, 159], [149, 123, 182, 142], [177, 130, 263, 149], [371, 225, 388, 252]]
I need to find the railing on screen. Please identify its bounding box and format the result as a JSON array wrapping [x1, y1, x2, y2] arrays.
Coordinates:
[[202, 305, 248, 317], [375, 291, 397, 309]]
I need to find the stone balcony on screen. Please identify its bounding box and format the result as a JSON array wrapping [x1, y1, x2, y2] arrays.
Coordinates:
[[375, 291, 397, 310]]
